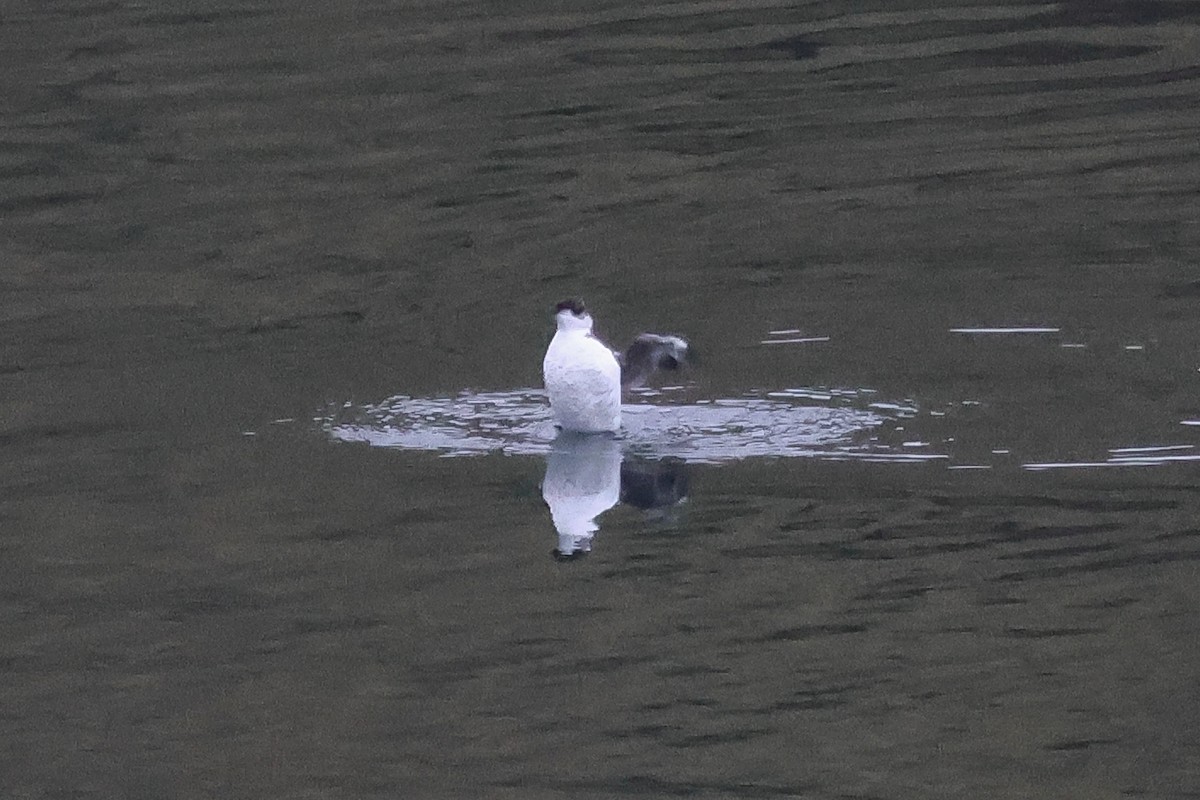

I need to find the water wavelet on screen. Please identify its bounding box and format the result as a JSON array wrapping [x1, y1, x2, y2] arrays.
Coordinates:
[[1024, 444, 1200, 470]]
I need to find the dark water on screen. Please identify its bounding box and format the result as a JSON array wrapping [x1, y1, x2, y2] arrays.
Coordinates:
[[4, 1, 1200, 797]]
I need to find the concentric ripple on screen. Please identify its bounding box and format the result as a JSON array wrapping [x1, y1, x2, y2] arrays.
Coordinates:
[[320, 388, 930, 464]]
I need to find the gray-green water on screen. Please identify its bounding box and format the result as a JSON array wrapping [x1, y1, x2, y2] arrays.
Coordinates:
[[4, 1, 1200, 797]]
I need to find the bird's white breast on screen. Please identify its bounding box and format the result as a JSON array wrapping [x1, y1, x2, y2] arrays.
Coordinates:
[[543, 331, 621, 433]]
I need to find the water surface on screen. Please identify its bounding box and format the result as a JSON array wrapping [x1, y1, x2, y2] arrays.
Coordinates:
[[3, 1, 1200, 798]]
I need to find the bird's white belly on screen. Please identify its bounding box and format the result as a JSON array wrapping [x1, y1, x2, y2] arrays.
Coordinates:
[[543, 335, 621, 433]]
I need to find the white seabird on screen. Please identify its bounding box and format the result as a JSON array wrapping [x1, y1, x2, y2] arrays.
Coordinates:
[[542, 299, 691, 434]]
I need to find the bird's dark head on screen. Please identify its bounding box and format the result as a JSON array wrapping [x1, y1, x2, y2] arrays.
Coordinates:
[[554, 298, 587, 317], [553, 298, 593, 332]]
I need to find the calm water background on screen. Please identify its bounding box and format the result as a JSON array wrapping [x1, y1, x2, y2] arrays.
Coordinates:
[[4, 1, 1200, 797]]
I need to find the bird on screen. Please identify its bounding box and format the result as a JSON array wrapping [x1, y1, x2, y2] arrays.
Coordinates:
[[542, 299, 691, 433]]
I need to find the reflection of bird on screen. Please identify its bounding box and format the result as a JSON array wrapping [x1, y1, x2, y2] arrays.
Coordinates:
[[542, 299, 691, 433], [542, 432, 622, 559], [620, 459, 689, 510], [542, 434, 691, 561]]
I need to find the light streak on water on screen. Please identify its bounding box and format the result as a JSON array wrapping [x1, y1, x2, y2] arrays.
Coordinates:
[[950, 327, 1061, 334], [760, 336, 831, 345]]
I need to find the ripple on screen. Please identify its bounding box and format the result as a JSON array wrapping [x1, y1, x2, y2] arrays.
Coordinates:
[[321, 388, 927, 464]]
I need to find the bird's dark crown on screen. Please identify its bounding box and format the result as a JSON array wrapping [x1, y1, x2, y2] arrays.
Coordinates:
[[555, 298, 587, 316]]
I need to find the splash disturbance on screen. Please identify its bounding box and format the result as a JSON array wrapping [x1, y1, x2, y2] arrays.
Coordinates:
[[322, 389, 918, 464]]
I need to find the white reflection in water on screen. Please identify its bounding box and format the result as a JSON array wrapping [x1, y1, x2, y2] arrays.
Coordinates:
[[761, 336, 831, 345], [761, 329, 829, 345], [1025, 444, 1199, 470], [321, 388, 924, 464], [950, 327, 1061, 334], [541, 433, 621, 558], [538, 433, 692, 558]]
